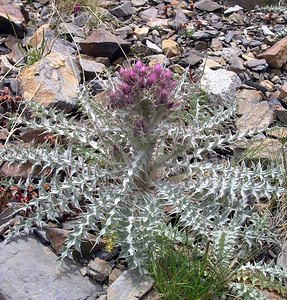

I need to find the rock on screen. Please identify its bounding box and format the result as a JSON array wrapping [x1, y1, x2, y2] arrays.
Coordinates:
[[0, 236, 101, 300], [222, 47, 243, 61], [170, 64, 185, 74], [88, 258, 112, 282], [110, 2, 135, 18], [225, 30, 234, 44], [78, 55, 106, 80], [46, 227, 69, 253], [236, 101, 274, 133], [0, 1, 28, 38], [260, 80, 274, 91], [142, 289, 161, 300], [211, 38, 222, 51], [140, 7, 158, 21], [192, 30, 217, 40], [107, 270, 153, 300], [279, 82, 287, 99], [20, 129, 49, 144], [229, 55, 245, 73], [201, 69, 241, 105], [0, 55, 18, 75], [194, 41, 208, 50], [18, 52, 79, 112], [114, 26, 133, 39], [224, 5, 243, 15], [0, 207, 14, 226], [258, 36, 287, 69], [203, 58, 221, 73], [267, 127, 287, 139], [147, 18, 169, 28], [131, 0, 147, 6], [80, 29, 130, 61], [162, 39, 180, 57], [134, 26, 149, 39], [194, 0, 222, 12], [4, 34, 18, 50], [25, 24, 51, 49], [274, 102, 287, 125], [236, 89, 262, 115], [236, 138, 284, 160], [173, 8, 188, 30], [181, 50, 203, 67], [146, 40, 162, 53], [80, 266, 89, 277], [147, 54, 166, 66], [262, 25, 275, 36], [58, 22, 86, 39], [108, 268, 122, 285], [47, 226, 105, 257], [245, 59, 268, 71]]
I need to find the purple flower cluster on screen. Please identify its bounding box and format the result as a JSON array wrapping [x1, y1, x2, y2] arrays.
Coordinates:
[[108, 61, 177, 110]]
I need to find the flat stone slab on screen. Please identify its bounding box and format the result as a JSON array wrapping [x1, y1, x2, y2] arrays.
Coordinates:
[[107, 270, 153, 300], [0, 235, 102, 300]]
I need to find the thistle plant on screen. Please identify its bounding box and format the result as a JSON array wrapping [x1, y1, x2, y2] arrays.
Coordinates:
[[1, 61, 287, 297]]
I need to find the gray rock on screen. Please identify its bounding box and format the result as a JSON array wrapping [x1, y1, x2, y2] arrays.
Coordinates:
[[131, 0, 147, 6], [107, 270, 153, 300], [236, 101, 274, 133], [225, 30, 234, 44], [78, 55, 106, 80], [110, 2, 135, 18], [0, 236, 101, 300], [245, 59, 268, 71], [192, 30, 218, 40], [224, 5, 243, 15], [173, 8, 187, 30], [181, 51, 203, 67], [222, 47, 243, 61], [139, 7, 158, 21], [74, 13, 90, 27], [0, 55, 18, 75], [229, 55, 245, 73], [201, 68, 241, 105], [194, 0, 222, 12], [79, 29, 130, 61], [262, 25, 275, 36], [211, 38, 222, 51], [114, 26, 133, 39], [0, 2, 28, 39], [146, 40, 162, 53], [58, 22, 85, 39]]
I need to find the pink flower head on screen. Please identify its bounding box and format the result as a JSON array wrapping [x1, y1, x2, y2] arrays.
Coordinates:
[[153, 64, 161, 74], [135, 60, 143, 70], [73, 3, 81, 14], [109, 61, 177, 111], [146, 73, 157, 87], [121, 82, 131, 95], [162, 69, 172, 80]]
